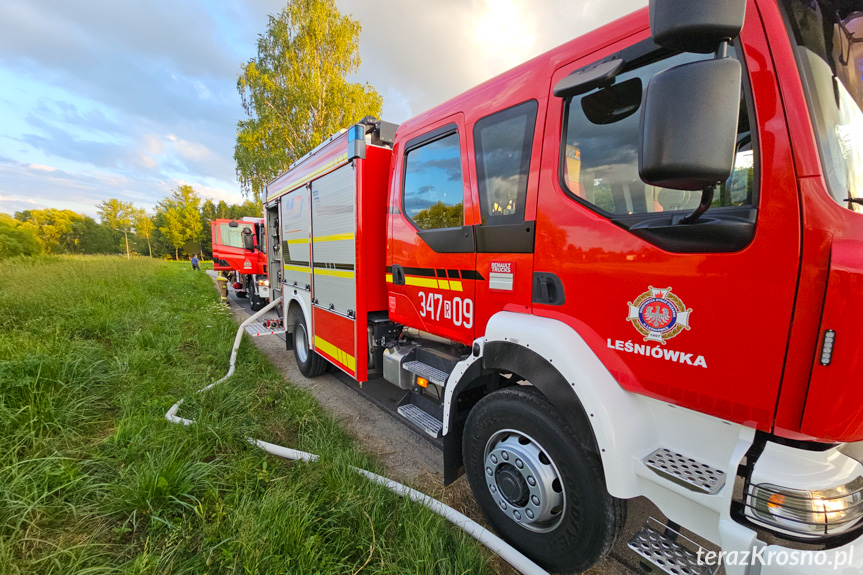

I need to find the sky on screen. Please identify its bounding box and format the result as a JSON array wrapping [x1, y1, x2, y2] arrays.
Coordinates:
[[0, 0, 647, 219]]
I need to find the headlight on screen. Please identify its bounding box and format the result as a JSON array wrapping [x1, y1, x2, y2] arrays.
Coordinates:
[[258, 279, 269, 287], [746, 477, 863, 538]]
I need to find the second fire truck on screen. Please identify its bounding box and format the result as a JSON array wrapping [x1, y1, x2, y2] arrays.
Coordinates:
[[211, 217, 270, 310]]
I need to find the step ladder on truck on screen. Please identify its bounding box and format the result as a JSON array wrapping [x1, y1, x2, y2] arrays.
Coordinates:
[[261, 0, 863, 573]]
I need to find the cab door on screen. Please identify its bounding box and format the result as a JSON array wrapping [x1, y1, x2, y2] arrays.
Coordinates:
[[533, 23, 801, 431], [389, 114, 477, 345]]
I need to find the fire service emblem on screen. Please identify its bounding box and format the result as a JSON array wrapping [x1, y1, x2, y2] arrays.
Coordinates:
[[627, 286, 692, 344]]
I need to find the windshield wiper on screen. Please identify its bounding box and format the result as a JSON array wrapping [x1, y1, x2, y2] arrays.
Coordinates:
[[844, 198, 863, 206]]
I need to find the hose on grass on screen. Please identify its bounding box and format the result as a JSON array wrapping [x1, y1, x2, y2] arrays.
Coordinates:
[[166, 297, 549, 575]]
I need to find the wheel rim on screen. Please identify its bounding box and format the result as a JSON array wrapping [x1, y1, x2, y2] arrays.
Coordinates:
[[484, 429, 566, 533], [295, 323, 309, 364]]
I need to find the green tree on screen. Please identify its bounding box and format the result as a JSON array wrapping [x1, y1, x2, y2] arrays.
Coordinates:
[[96, 198, 134, 258], [67, 216, 115, 254], [14, 209, 84, 253], [235, 0, 382, 200], [0, 213, 42, 259], [229, 200, 262, 220], [157, 185, 203, 260], [96, 198, 133, 231], [131, 208, 155, 257]]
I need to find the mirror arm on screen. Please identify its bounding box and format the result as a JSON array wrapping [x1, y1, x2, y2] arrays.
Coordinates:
[[676, 39, 729, 226], [680, 184, 716, 224]]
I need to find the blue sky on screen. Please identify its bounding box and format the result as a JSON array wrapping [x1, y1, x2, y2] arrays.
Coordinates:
[[0, 0, 645, 219]]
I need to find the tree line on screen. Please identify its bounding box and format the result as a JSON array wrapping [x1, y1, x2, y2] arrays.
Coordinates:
[[0, 185, 260, 260]]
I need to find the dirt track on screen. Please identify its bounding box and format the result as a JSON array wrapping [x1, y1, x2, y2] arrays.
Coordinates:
[[216, 279, 648, 575]]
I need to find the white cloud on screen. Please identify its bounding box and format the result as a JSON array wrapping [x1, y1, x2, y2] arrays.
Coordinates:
[[336, 0, 649, 122], [0, 0, 651, 215]]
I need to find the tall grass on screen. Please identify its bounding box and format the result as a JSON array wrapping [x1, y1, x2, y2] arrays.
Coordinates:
[[0, 256, 491, 574]]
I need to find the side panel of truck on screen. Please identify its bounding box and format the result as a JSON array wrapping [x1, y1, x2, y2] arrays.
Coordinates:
[[275, 141, 392, 383], [310, 165, 358, 377]]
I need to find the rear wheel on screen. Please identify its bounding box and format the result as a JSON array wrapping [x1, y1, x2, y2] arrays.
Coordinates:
[[463, 386, 625, 574], [291, 315, 326, 377]]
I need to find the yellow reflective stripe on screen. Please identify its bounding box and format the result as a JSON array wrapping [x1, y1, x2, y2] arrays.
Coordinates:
[[313, 233, 353, 243], [284, 264, 310, 273], [267, 151, 349, 200], [287, 238, 309, 245], [314, 335, 355, 371], [314, 268, 354, 279], [393, 275, 465, 292], [405, 276, 439, 289]]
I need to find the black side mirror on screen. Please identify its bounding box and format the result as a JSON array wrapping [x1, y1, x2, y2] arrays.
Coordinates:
[[650, 0, 746, 54], [639, 0, 745, 224], [242, 228, 255, 251], [639, 58, 741, 191], [582, 77, 642, 125]]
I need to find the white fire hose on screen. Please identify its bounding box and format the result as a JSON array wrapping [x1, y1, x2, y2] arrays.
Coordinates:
[[166, 296, 548, 575]]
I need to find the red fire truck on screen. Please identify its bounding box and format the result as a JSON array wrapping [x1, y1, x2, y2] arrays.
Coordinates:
[[261, 1, 863, 573], [211, 217, 270, 310]]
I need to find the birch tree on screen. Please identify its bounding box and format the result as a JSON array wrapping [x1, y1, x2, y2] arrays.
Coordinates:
[[157, 185, 202, 260], [235, 0, 383, 200]]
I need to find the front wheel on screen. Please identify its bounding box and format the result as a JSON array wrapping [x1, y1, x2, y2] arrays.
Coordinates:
[[463, 386, 625, 574], [249, 283, 265, 311], [291, 315, 326, 377]]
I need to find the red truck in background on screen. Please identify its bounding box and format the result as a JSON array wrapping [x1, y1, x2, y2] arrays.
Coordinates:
[[261, 0, 863, 573], [211, 217, 270, 311]]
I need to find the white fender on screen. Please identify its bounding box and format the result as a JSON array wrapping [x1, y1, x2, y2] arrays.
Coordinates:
[[446, 311, 756, 545]]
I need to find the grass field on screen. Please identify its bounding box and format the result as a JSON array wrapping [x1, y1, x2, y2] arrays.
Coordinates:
[[0, 256, 492, 574]]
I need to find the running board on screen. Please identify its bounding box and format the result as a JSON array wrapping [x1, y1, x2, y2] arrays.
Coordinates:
[[397, 404, 443, 438], [244, 322, 286, 337], [643, 448, 726, 495], [628, 520, 718, 575], [403, 360, 449, 386]]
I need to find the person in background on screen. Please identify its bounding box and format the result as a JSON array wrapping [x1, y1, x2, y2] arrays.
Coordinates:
[[191, 255, 200, 271]]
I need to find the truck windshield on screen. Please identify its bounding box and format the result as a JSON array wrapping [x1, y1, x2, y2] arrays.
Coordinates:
[[781, 0, 863, 213]]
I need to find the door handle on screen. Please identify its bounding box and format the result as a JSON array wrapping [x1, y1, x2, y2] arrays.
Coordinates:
[[392, 265, 406, 286], [532, 272, 565, 306]]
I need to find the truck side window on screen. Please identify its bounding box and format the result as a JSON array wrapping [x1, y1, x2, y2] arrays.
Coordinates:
[[474, 100, 538, 225], [219, 223, 253, 248], [403, 132, 464, 230], [561, 48, 755, 216]]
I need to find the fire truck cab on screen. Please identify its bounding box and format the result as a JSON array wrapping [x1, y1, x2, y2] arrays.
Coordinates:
[[265, 0, 863, 573], [211, 217, 270, 311]]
